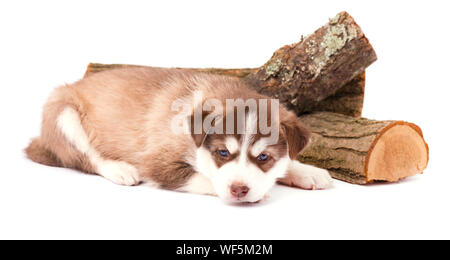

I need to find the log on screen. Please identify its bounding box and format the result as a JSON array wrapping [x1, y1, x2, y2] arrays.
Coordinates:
[[305, 71, 365, 117], [84, 63, 256, 79], [84, 11, 375, 116], [246, 11, 376, 115], [297, 112, 429, 184], [85, 63, 366, 117]]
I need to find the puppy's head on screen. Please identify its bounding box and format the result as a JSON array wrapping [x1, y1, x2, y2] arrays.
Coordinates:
[[190, 99, 310, 203]]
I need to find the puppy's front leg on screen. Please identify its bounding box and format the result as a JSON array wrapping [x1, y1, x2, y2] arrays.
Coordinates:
[[278, 160, 333, 190]]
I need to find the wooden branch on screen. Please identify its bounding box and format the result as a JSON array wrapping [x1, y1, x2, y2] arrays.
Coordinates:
[[297, 112, 429, 184]]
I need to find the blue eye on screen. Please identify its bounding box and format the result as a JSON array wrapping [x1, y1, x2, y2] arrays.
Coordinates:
[[218, 150, 229, 157], [257, 153, 269, 161]]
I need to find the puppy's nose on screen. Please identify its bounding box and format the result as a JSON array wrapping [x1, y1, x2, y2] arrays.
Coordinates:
[[230, 183, 250, 198]]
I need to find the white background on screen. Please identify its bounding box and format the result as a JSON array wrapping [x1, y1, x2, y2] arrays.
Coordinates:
[[0, 0, 449, 239]]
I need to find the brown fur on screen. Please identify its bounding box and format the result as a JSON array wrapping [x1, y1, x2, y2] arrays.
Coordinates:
[[25, 67, 310, 189], [192, 98, 309, 171], [280, 112, 311, 160], [25, 138, 61, 167], [247, 140, 288, 172]]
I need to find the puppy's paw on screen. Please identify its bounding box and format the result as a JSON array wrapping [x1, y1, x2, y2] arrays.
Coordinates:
[[291, 168, 332, 190], [97, 160, 141, 186], [281, 161, 333, 190], [256, 193, 271, 203]]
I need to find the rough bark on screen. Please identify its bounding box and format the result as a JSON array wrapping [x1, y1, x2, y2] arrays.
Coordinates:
[[305, 72, 365, 117], [297, 112, 429, 184]]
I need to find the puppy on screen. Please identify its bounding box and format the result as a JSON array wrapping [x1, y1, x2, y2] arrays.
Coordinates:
[[25, 67, 332, 203]]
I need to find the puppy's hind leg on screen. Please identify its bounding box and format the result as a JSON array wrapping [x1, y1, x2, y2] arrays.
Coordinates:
[[55, 107, 141, 186], [278, 160, 333, 190]]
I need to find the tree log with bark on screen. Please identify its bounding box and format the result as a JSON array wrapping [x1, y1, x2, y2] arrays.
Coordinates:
[[82, 11, 428, 184], [298, 112, 428, 184]]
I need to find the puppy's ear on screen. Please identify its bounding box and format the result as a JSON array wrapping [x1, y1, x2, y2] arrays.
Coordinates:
[[188, 110, 222, 147], [281, 114, 311, 160], [188, 111, 208, 147], [191, 130, 207, 148]]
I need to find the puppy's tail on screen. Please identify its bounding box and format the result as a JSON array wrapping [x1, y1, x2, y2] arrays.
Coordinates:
[[25, 137, 61, 167]]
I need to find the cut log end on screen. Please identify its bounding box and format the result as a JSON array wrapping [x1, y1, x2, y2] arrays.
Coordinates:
[[366, 122, 429, 183], [298, 112, 429, 185]]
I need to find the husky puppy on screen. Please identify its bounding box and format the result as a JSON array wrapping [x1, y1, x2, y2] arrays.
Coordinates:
[[26, 68, 332, 203]]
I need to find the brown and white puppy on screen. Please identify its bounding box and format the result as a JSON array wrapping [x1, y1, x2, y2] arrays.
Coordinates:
[[25, 68, 332, 203]]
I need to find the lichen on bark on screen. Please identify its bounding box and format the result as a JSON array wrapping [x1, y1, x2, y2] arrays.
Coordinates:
[[328, 13, 341, 25], [264, 58, 282, 79], [307, 13, 359, 78], [321, 23, 357, 59]]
